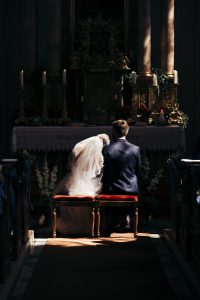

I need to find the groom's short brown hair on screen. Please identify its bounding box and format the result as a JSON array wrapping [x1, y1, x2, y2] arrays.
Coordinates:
[[112, 119, 129, 137]]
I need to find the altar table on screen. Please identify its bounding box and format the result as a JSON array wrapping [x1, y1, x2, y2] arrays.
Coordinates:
[[11, 126, 186, 152]]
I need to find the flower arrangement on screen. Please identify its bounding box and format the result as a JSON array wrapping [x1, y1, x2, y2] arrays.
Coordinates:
[[166, 150, 185, 168], [152, 67, 172, 103], [140, 153, 150, 181], [166, 150, 185, 193], [139, 152, 164, 218], [35, 155, 58, 206], [124, 67, 189, 128], [141, 152, 164, 187], [146, 168, 164, 194], [152, 68, 189, 128], [167, 103, 189, 128]]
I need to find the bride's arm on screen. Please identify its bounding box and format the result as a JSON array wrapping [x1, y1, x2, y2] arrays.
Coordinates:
[[94, 153, 104, 177]]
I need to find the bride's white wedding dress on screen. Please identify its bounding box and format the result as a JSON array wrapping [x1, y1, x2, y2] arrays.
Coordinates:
[[53, 134, 110, 235]]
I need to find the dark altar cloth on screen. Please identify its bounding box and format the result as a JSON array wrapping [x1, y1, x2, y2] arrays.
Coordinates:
[[11, 125, 186, 152]]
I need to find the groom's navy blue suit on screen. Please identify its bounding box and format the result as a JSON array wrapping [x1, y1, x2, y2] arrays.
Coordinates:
[[102, 138, 141, 232], [102, 138, 141, 195]]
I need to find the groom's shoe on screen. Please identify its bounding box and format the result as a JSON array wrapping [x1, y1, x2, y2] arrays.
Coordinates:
[[114, 224, 132, 233], [114, 214, 133, 233], [113, 224, 132, 233]]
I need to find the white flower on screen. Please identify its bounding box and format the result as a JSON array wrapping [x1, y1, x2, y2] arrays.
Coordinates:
[[35, 157, 58, 198], [146, 167, 164, 194]]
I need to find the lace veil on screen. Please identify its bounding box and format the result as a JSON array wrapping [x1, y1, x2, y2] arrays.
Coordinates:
[[54, 134, 110, 196]]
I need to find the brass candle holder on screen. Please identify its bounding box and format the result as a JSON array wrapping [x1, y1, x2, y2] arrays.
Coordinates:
[[59, 83, 70, 125], [173, 83, 178, 105], [41, 85, 50, 124]]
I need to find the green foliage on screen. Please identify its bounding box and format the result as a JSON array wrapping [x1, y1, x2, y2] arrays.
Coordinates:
[[152, 67, 172, 102]]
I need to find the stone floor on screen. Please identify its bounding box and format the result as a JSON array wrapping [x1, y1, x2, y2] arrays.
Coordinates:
[[6, 218, 200, 300]]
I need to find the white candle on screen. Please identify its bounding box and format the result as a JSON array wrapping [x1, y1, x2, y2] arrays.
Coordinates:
[[62, 69, 66, 85], [131, 71, 137, 84], [20, 70, 24, 87], [81, 96, 84, 102], [42, 71, 46, 85], [173, 70, 178, 84], [152, 74, 158, 86]]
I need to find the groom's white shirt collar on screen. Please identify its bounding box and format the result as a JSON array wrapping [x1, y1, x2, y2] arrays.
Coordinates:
[[118, 136, 126, 140]]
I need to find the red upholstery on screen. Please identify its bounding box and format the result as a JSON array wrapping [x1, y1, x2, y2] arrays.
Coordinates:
[[96, 194, 138, 202], [53, 195, 95, 201]]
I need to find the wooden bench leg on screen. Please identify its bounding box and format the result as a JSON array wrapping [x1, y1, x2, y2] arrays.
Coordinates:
[[91, 207, 95, 238], [52, 207, 57, 238], [133, 207, 138, 238], [96, 207, 100, 237]]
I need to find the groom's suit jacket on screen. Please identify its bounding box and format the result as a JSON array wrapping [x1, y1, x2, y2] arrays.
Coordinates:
[[102, 138, 141, 195]]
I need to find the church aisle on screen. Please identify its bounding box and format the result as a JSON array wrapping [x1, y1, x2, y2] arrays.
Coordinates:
[[8, 227, 198, 300]]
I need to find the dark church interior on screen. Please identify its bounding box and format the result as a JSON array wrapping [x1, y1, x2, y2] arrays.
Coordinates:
[[0, 0, 200, 299]]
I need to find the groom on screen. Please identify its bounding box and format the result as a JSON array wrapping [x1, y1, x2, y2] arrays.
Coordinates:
[[102, 119, 141, 232]]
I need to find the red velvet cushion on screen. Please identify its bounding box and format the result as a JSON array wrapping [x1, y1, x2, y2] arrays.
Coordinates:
[[53, 195, 95, 201], [96, 194, 138, 202]]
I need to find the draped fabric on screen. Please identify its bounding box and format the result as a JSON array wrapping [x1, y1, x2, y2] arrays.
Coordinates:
[[11, 126, 186, 152]]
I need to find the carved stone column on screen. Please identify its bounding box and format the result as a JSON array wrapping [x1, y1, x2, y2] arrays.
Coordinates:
[[137, 0, 151, 76], [23, 0, 37, 74], [161, 0, 174, 75], [48, 0, 61, 74]]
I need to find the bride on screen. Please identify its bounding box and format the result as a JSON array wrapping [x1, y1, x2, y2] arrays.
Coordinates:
[[53, 133, 110, 235]]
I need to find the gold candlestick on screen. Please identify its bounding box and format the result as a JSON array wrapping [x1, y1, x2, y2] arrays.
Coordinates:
[[59, 84, 70, 125], [19, 86, 25, 120], [41, 85, 50, 124], [174, 84, 178, 105], [42, 85, 47, 118]]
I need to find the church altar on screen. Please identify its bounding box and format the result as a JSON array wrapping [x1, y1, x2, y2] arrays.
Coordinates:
[[7, 1, 188, 235], [11, 125, 186, 152]]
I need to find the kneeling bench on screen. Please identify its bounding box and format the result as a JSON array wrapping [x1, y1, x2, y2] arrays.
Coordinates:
[[51, 195, 96, 238], [51, 194, 139, 238], [95, 194, 139, 238]]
